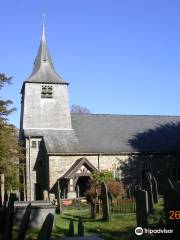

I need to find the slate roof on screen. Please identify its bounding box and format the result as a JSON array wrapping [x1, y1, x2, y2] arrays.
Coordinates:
[[23, 114, 180, 154], [70, 114, 180, 153], [24, 129, 80, 152], [25, 24, 67, 84]]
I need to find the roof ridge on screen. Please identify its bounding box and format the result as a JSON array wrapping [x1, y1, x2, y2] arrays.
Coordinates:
[[71, 113, 180, 118]]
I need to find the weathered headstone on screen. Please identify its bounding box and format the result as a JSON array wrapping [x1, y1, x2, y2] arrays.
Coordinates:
[[101, 181, 110, 221], [43, 190, 49, 201], [0, 174, 5, 206], [16, 203, 31, 240], [142, 175, 154, 213], [49, 194, 55, 204], [68, 219, 74, 237], [135, 189, 149, 227], [37, 213, 54, 240], [78, 217, 84, 236], [3, 193, 16, 240], [151, 176, 158, 204]]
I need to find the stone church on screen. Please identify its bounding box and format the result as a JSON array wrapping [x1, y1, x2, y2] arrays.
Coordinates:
[[20, 24, 180, 201]]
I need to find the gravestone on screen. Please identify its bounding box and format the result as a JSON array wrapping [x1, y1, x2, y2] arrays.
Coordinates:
[[37, 213, 54, 240], [49, 194, 55, 204], [16, 203, 31, 240], [78, 217, 84, 236], [68, 220, 74, 237], [101, 181, 110, 221], [43, 190, 49, 201], [151, 176, 158, 204], [135, 189, 149, 227], [3, 193, 16, 240], [142, 175, 154, 213]]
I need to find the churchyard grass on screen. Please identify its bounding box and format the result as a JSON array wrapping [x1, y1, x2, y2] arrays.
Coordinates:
[[19, 198, 164, 240]]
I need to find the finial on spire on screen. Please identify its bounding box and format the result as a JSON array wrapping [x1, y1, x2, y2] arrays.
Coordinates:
[[42, 14, 46, 40]]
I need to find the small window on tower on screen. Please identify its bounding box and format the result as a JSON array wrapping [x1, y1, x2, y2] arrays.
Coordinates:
[[41, 85, 53, 98]]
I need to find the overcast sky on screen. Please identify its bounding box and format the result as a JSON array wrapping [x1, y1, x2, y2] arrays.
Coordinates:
[[1, 0, 180, 127]]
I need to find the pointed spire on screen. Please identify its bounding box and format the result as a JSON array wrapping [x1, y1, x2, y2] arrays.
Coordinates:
[[25, 17, 67, 84], [42, 14, 46, 41], [31, 15, 54, 73]]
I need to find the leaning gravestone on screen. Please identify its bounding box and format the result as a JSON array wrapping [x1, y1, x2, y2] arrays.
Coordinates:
[[16, 203, 31, 240], [135, 188, 149, 227], [151, 176, 158, 204], [142, 175, 154, 214], [37, 213, 54, 240], [3, 193, 17, 240], [101, 181, 110, 221]]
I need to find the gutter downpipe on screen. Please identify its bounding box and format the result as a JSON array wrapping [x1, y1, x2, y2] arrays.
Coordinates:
[[28, 136, 32, 201]]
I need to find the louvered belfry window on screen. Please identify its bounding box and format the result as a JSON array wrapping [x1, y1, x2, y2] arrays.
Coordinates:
[[41, 85, 53, 98]]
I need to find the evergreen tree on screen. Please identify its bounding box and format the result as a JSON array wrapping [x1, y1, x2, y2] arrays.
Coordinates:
[[0, 73, 23, 190]]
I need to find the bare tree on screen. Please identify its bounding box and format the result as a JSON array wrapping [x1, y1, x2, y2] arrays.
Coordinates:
[[71, 104, 91, 114]]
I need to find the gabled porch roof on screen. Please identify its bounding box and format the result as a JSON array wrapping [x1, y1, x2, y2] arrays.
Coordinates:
[[61, 157, 98, 179]]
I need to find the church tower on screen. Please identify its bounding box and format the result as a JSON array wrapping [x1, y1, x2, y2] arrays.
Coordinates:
[[20, 23, 72, 131], [20, 22, 72, 200]]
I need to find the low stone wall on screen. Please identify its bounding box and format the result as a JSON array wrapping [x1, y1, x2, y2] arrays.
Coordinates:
[[14, 201, 56, 229]]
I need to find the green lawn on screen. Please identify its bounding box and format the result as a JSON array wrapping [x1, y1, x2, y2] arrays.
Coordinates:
[[23, 199, 164, 240], [53, 210, 136, 240]]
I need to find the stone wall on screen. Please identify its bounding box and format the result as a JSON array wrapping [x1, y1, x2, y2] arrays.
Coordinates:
[[48, 153, 180, 192], [25, 137, 45, 200], [48, 154, 129, 190], [25, 144, 180, 200], [22, 83, 72, 129]]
